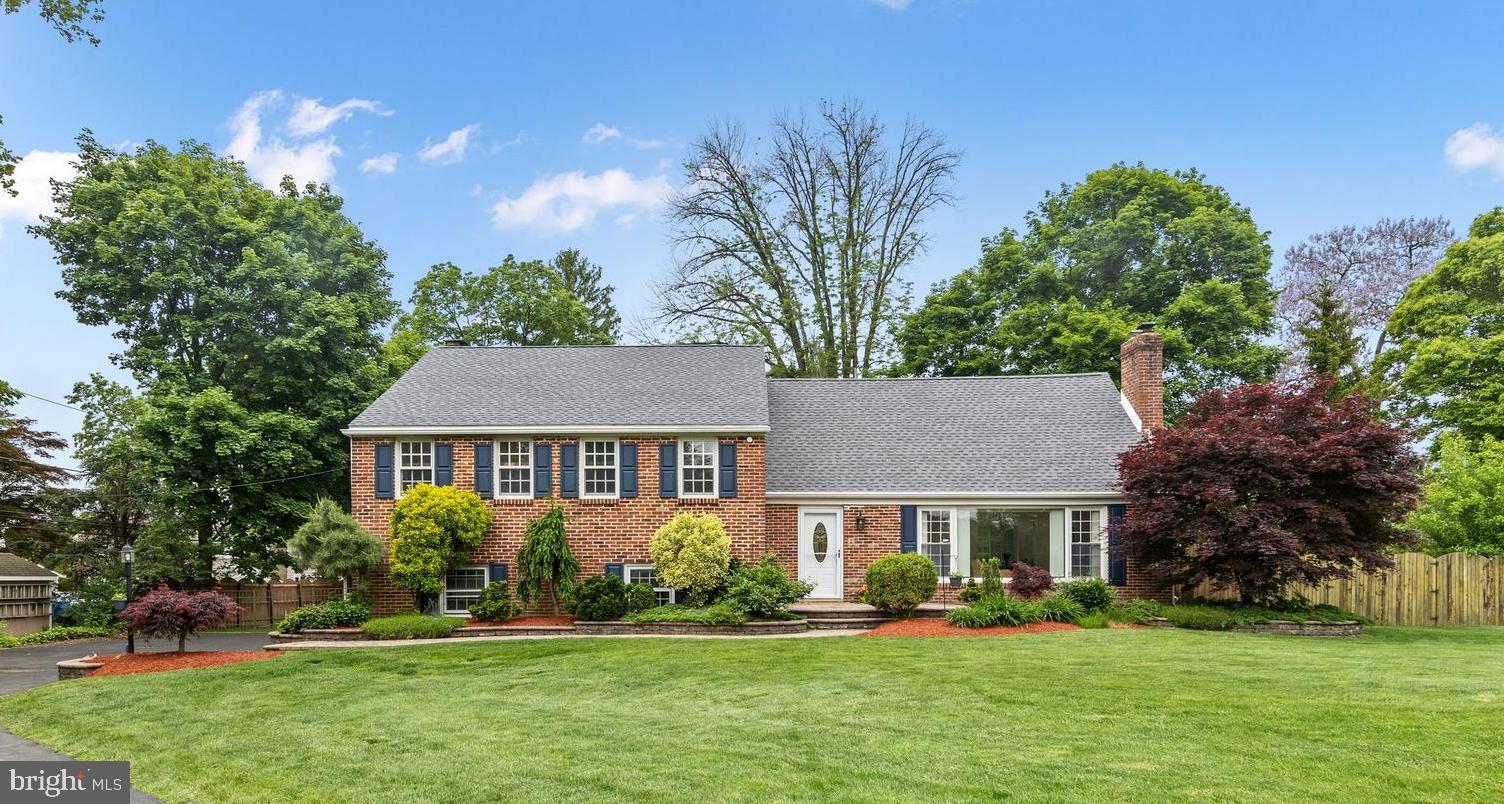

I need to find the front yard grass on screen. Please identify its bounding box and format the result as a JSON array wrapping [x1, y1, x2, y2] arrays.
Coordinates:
[[1, 627, 1501, 802]]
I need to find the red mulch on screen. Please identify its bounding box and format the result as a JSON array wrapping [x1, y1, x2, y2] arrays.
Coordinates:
[[466, 615, 575, 627], [862, 619, 1082, 638], [88, 651, 280, 677]]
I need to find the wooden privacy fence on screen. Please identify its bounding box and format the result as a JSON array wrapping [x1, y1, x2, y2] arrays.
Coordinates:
[[1192, 552, 1504, 626], [213, 581, 344, 627]]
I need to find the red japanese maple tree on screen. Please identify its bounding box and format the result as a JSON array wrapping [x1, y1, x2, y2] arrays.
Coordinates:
[[121, 586, 243, 652], [1117, 380, 1421, 603]]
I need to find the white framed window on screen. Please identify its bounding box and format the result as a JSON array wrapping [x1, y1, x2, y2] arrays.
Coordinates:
[[919, 508, 953, 576], [680, 438, 717, 498], [398, 441, 433, 493], [582, 438, 618, 498], [1069, 508, 1104, 578], [625, 565, 677, 607], [495, 439, 532, 498], [442, 566, 488, 615]]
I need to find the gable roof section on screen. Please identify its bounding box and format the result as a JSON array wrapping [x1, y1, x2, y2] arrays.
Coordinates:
[[766, 373, 1141, 496], [0, 552, 57, 579], [347, 345, 770, 433]]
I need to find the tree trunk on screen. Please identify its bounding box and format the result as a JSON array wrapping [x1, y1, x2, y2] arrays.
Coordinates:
[[178, 629, 187, 653]]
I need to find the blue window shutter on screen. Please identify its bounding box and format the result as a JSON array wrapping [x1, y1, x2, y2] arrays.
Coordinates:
[[718, 442, 738, 498], [1107, 504, 1127, 586], [560, 443, 579, 498], [605, 563, 624, 579], [488, 562, 509, 583], [474, 443, 493, 499], [899, 505, 917, 553], [658, 441, 678, 498], [534, 443, 552, 498], [434, 443, 453, 486], [374, 443, 394, 499], [620, 442, 638, 498]]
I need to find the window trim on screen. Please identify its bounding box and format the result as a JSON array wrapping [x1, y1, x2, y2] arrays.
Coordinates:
[[492, 438, 534, 499], [397, 440, 434, 498], [1065, 506, 1108, 580], [623, 564, 677, 606], [441, 565, 489, 616], [580, 437, 619, 500], [678, 437, 718, 499], [918, 506, 955, 577]]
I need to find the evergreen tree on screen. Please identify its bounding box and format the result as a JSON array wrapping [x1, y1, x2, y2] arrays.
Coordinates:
[[1294, 280, 1363, 397]]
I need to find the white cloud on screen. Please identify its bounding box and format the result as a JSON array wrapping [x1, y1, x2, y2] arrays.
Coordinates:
[[360, 152, 399, 175], [582, 122, 664, 149], [490, 168, 672, 233], [0, 150, 76, 238], [226, 90, 342, 187], [287, 97, 391, 137], [1445, 122, 1504, 177], [419, 124, 480, 165]]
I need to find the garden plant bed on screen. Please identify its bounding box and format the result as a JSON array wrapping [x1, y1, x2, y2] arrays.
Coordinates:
[[59, 651, 279, 679], [863, 619, 1081, 638], [269, 627, 367, 641], [467, 615, 575, 627], [575, 618, 810, 636], [1146, 617, 1363, 637]]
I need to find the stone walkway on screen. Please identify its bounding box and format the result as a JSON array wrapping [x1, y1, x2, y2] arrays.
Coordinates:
[[270, 627, 867, 650]]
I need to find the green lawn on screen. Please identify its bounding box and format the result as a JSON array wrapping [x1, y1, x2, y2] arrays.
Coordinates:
[[2, 628, 1501, 803]]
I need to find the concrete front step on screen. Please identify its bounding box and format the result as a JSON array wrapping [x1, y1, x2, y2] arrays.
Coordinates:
[[808, 617, 889, 630]]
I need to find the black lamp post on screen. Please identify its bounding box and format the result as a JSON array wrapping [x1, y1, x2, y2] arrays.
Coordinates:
[[121, 543, 135, 654]]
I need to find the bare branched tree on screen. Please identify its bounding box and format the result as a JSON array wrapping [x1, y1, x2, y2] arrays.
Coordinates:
[[656, 101, 959, 376], [1277, 216, 1455, 372]]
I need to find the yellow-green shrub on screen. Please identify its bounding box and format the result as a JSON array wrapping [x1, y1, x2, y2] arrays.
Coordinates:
[[649, 512, 731, 605], [388, 484, 492, 598]]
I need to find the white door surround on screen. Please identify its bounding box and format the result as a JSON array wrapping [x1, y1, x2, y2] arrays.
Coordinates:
[[798, 507, 843, 599]]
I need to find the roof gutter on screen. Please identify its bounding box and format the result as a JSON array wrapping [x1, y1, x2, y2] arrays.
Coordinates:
[[765, 491, 1124, 503], [342, 424, 771, 437]]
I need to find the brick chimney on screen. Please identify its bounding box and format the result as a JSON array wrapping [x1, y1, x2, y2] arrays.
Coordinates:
[[1119, 322, 1164, 430]]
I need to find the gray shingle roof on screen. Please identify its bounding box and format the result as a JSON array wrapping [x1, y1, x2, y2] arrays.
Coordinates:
[[348, 345, 771, 431], [0, 552, 56, 578], [765, 374, 1142, 495]]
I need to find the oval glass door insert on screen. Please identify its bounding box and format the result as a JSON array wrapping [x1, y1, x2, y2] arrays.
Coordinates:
[[812, 522, 829, 562]]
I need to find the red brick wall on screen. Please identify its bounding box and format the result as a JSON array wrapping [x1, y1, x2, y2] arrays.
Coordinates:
[[352, 435, 767, 615], [766, 503, 902, 601], [1119, 328, 1164, 430]]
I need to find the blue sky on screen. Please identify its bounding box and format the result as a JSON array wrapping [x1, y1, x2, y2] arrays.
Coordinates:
[[2, 0, 1502, 465]]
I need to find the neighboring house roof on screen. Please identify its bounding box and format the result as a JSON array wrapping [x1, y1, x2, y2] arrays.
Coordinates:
[[347, 344, 771, 433], [765, 373, 1142, 497], [0, 552, 58, 579]]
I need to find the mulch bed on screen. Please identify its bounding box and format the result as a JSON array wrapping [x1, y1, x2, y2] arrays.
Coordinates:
[[466, 615, 575, 627], [88, 651, 280, 676], [862, 619, 1082, 638]]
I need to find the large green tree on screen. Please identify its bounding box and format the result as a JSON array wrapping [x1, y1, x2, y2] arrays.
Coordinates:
[[32, 134, 398, 577], [1380, 209, 1504, 442], [0, 378, 70, 561], [1409, 433, 1504, 556], [897, 164, 1281, 417], [1, 0, 105, 194], [395, 252, 617, 348]]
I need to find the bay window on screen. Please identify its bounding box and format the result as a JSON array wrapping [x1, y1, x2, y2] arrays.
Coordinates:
[[936, 506, 1108, 580]]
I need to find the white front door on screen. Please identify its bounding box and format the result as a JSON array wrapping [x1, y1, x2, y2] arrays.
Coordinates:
[[798, 508, 843, 599]]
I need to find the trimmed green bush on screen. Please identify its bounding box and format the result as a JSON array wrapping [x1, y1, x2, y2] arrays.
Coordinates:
[[467, 581, 522, 622], [1111, 598, 1163, 624], [863, 553, 938, 616], [1036, 594, 1087, 623], [722, 556, 813, 618], [515, 506, 579, 614], [1057, 577, 1115, 612], [649, 513, 732, 605], [362, 614, 465, 640], [1160, 600, 1367, 630], [621, 603, 747, 626], [570, 574, 629, 621], [1076, 611, 1112, 629], [624, 583, 657, 614], [943, 595, 1044, 629], [277, 597, 371, 633], [389, 485, 492, 602], [0, 625, 121, 649]]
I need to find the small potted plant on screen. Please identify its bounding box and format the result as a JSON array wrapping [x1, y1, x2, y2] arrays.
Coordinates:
[[947, 570, 964, 608]]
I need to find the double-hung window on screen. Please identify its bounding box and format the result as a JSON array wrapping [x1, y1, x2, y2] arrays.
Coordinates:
[[680, 439, 717, 498], [625, 565, 676, 607], [495, 439, 532, 498], [582, 439, 618, 498], [398, 441, 433, 493], [919, 509, 953, 576], [442, 566, 487, 615], [1070, 509, 1103, 578]]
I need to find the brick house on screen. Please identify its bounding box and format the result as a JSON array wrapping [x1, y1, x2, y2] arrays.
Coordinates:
[[345, 327, 1165, 615]]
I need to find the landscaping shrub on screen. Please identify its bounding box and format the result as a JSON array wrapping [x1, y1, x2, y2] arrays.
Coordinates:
[[56, 579, 121, 628], [0, 625, 121, 649], [322, 596, 372, 626], [624, 583, 657, 614], [277, 597, 371, 633], [515, 505, 579, 614], [362, 613, 464, 640], [570, 574, 629, 621], [1160, 600, 1367, 630], [390, 485, 492, 603], [621, 603, 747, 626], [649, 512, 731, 605], [1036, 594, 1087, 623], [1008, 562, 1054, 599], [943, 594, 1044, 629], [467, 581, 522, 622], [121, 585, 242, 652], [1057, 577, 1115, 612], [958, 578, 982, 604], [1113, 598, 1163, 623], [290, 498, 385, 596], [978, 557, 1004, 599], [863, 553, 938, 616], [722, 556, 813, 618], [1076, 611, 1111, 629]]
